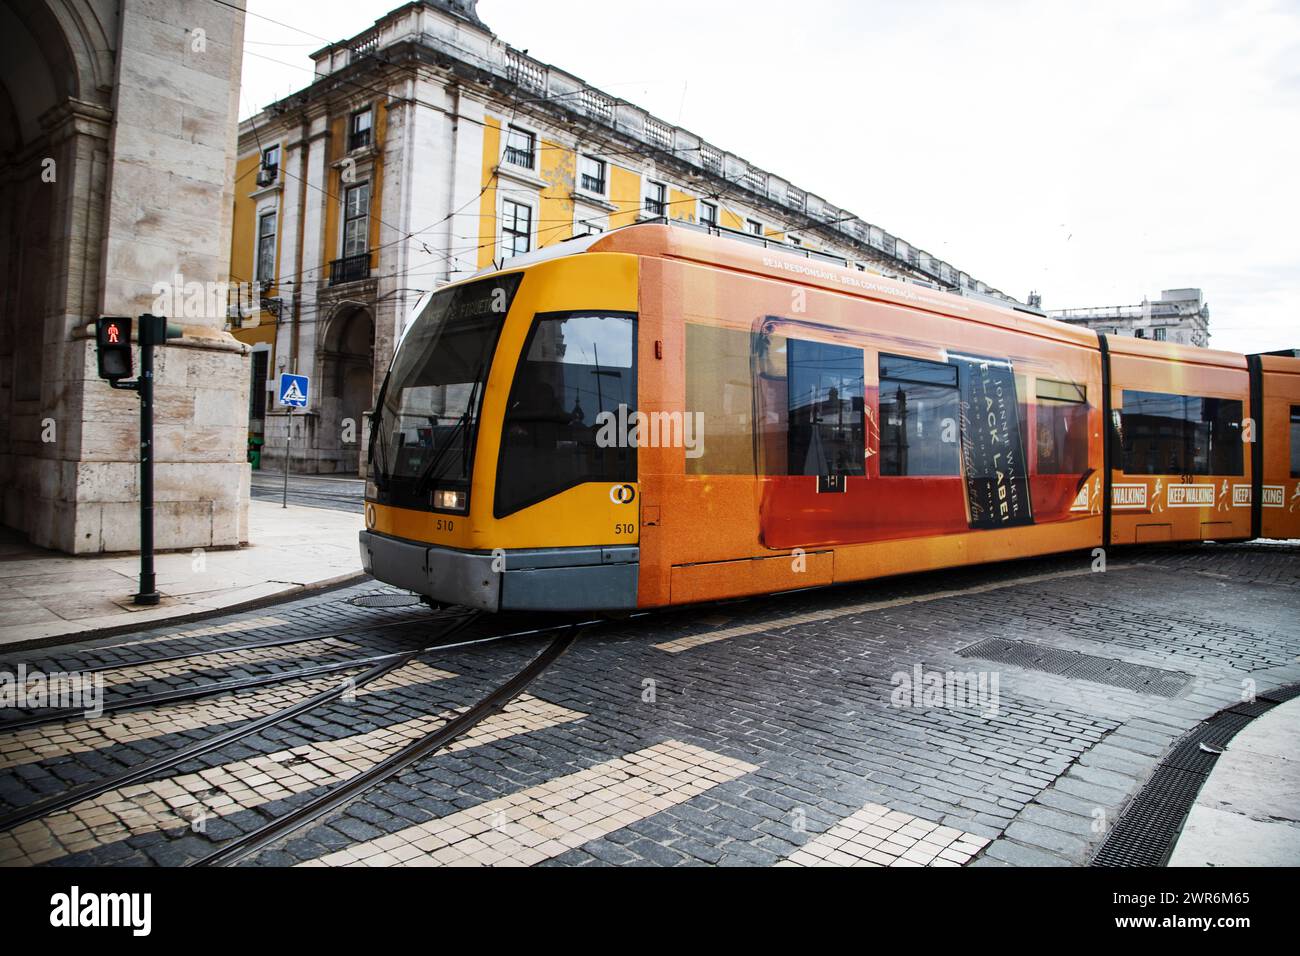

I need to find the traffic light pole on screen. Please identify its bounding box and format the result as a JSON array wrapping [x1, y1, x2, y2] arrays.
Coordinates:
[[282, 407, 292, 509], [135, 326, 159, 605], [101, 313, 179, 606]]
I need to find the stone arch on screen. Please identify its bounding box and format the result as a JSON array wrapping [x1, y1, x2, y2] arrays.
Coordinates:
[[0, 0, 118, 545], [0, 0, 251, 554], [318, 304, 375, 474]]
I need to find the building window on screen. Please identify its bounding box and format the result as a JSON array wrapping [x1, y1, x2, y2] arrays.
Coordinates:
[[645, 181, 667, 216], [579, 155, 606, 194], [250, 349, 269, 432], [342, 182, 370, 258], [1118, 390, 1243, 475], [349, 107, 373, 151], [699, 200, 717, 228], [788, 236, 803, 247], [1135, 328, 1146, 339], [260, 145, 279, 181], [256, 210, 277, 284], [1153, 327, 1167, 341], [788, 339, 865, 477], [576, 219, 603, 236], [504, 126, 536, 169], [747, 219, 763, 236], [1291, 406, 1300, 478], [879, 353, 961, 476], [502, 199, 532, 257]]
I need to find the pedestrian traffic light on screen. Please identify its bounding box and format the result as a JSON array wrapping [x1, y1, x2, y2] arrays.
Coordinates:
[[95, 316, 133, 382]]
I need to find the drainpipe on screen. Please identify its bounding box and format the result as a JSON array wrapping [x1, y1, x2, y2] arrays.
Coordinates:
[[289, 114, 310, 376]]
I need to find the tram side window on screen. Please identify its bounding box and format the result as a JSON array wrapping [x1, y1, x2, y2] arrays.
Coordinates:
[[1118, 390, 1243, 475], [494, 312, 636, 516], [1291, 405, 1300, 478], [1035, 379, 1089, 474], [878, 353, 960, 476], [685, 323, 757, 475], [787, 339, 865, 477]]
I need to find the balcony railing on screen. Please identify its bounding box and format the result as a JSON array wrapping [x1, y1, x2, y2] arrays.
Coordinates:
[[504, 145, 534, 168], [329, 252, 372, 286]]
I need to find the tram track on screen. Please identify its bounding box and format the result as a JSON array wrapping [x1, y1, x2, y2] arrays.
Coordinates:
[[0, 609, 576, 734], [0, 615, 595, 855], [192, 625, 581, 867], [0, 604, 448, 680]]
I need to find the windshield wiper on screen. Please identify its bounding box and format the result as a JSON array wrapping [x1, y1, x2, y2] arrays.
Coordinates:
[[412, 365, 484, 497], [367, 382, 391, 489]]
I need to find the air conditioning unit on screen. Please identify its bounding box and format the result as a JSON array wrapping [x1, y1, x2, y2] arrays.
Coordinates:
[[256, 166, 277, 187]]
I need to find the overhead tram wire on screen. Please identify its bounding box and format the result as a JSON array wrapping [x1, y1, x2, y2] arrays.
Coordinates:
[[222, 0, 888, 255], [239, 44, 731, 176], [225, 7, 897, 298], [229, 195, 710, 330], [231, 191, 840, 332], [227, 1, 831, 263]]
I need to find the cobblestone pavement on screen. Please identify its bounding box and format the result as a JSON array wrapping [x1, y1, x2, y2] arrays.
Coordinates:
[[0, 543, 1296, 867]]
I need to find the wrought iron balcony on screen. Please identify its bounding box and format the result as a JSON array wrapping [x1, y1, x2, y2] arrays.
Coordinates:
[[329, 252, 372, 286]]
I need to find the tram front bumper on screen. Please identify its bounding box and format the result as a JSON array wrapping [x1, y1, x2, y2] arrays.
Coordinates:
[[359, 531, 638, 612]]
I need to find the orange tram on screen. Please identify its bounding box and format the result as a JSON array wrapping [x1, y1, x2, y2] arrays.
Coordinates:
[[360, 223, 1300, 612]]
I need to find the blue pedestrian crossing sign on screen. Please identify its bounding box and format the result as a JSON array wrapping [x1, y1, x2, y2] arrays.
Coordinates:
[[278, 373, 310, 408]]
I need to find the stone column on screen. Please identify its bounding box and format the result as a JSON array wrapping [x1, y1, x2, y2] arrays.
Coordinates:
[[72, 0, 251, 553]]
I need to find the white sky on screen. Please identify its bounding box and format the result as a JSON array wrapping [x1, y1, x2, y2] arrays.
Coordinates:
[[237, 0, 1300, 354]]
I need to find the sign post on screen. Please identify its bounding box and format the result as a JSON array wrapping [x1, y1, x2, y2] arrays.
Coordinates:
[[94, 313, 182, 605], [277, 372, 310, 509]]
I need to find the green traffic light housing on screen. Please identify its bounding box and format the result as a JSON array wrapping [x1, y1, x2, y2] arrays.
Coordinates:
[[137, 313, 184, 346]]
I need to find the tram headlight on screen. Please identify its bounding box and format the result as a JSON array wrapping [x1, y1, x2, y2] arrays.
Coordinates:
[[433, 489, 467, 512]]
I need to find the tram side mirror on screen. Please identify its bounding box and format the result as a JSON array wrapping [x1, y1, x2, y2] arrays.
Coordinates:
[[95, 316, 133, 381]]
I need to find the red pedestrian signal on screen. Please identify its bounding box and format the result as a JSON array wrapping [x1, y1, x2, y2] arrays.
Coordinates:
[[95, 316, 133, 381]]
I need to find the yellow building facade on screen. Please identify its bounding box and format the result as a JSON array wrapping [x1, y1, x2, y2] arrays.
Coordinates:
[[229, 0, 1013, 473]]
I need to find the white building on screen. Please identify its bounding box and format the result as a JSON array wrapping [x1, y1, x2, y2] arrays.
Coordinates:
[[229, 0, 1019, 473], [1049, 289, 1211, 348]]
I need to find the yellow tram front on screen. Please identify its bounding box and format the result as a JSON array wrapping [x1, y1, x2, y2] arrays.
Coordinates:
[[359, 250, 641, 612]]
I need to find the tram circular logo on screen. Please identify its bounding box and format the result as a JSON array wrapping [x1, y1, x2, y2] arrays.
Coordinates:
[[365, 503, 376, 529], [610, 483, 636, 505]]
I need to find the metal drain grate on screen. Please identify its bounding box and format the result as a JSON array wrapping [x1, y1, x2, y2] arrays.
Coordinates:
[[348, 592, 422, 609], [958, 638, 1192, 698], [1258, 684, 1300, 705], [1091, 681, 1300, 866], [1092, 766, 1207, 867]]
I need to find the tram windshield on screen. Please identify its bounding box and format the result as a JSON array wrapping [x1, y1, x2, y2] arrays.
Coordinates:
[[369, 273, 522, 505]]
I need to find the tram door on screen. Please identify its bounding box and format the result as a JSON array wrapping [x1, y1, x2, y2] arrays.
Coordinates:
[[754, 317, 869, 549]]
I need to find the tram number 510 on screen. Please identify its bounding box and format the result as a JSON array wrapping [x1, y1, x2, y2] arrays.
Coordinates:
[[614, 523, 636, 535]]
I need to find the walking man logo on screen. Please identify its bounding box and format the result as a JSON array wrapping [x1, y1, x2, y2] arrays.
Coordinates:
[[1150, 478, 1164, 513], [1218, 479, 1230, 513], [1290, 483, 1300, 513]]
